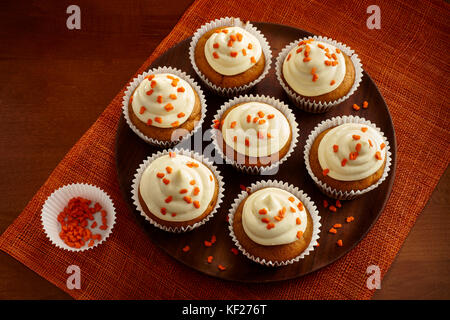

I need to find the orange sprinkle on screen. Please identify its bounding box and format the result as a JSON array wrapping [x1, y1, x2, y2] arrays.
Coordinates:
[[297, 202, 304, 211], [146, 74, 155, 81], [310, 67, 317, 75], [164, 103, 174, 111], [375, 151, 382, 160], [349, 151, 358, 160], [166, 166, 173, 174], [296, 218, 301, 225], [169, 94, 177, 100], [231, 247, 239, 255], [324, 60, 332, 66], [356, 143, 362, 152], [230, 121, 237, 128], [333, 223, 342, 229], [204, 240, 212, 247], [193, 200, 200, 209], [166, 75, 175, 80], [287, 53, 292, 61], [177, 87, 185, 92], [368, 139, 373, 147], [182, 245, 190, 252], [333, 144, 339, 152], [207, 256, 213, 263], [139, 106, 146, 114], [193, 187, 200, 195], [177, 112, 185, 118], [245, 138, 250, 146], [171, 79, 179, 87], [323, 200, 329, 208], [248, 43, 253, 49], [250, 56, 256, 63], [318, 43, 325, 49], [218, 265, 226, 271], [213, 52, 219, 59], [288, 196, 295, 202], [156, 173, 165, 178], [329, 228, 337, 234], [323, 168, 330, 176], [361, 127, 368, 132], [163, 178, 170, 185], [150, 80, 157, 88], [222, 29, 228, 34], [341, 158, 348, 166], [190, 180, 196, 185], [146, 89, 153, 96], [258, 119, 266, 125], [230, 51, 238, 57], [169, 152, 176, 158], [332, 61, 338, 66], [160, 208, 167, 215], [183, 196, 192, 204], [380, 143, 386, 150], [179, 189, 188, 194], [259, 208, 268, 215], [213, 43, 219, 49], [346, 216, 355, 223], [257, 111, 265, 118], [330, 80, 336, 85], [325, 52, 332, 59], [157, 95, 163, 103], [312, 73, 319, 82], [210, 175, 213, 181], [267, 132, 272, 138], [186, 162, 199, 168], [331, 53, 337, 60], [242, 48, 247, 56], [165, 196, 172, 203], [337, 239, 343, 247], [303, 57, 311, 62], [297, 231, 303, 239], [266, 223, 275, 230], [171, 121, 179, 127], [246, 114, 252, 123], [290, 206, 296, 213], [274, 216, 282, 221], [363, 101, 369, 109], [296, 47, 303, 53], [253, 117, 259, 123], [353, 104, 360, 111], [229, 34, 237, 41], [352, 135, 361, 140], [261, 217, 270, 223], [336, 200, 342, 208], [336, 48, 341, 53], [267, 114, 275, 119], [155, 117, 162, 123], [236, 33, 243, 41], [329, 205, 337, 213]]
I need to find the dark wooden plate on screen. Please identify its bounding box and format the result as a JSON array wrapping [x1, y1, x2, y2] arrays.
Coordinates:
[[115, 22, 397, 282]]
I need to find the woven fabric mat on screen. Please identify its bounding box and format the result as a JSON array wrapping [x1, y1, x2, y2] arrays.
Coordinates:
[[1, 0, 449, 299]]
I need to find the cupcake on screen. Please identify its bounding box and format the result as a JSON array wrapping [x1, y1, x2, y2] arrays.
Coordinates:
[[229, 180, 320, 266], [276, 36, 362, 113], [305, 116, 391, 199], [212, 95, 298, 174], [190, 17, 271, 95], [123, 67, 206, 146], [132, 149, 224, 232]]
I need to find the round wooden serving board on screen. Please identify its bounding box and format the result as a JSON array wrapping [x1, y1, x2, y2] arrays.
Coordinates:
[[115, 22, 397, 282]]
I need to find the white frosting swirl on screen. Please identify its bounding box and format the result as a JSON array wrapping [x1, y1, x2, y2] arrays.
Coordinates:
[[131, 73, 195, 128], [318, 123, 387, 181], [221, 102, 290, 158], [282, 39, 346, 96], [139, 154, 216, 222], [204, 26, 262, 76], [242, 188, 308, 246]]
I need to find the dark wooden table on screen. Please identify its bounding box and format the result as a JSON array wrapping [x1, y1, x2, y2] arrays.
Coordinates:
[[0, 0, 448, 299]]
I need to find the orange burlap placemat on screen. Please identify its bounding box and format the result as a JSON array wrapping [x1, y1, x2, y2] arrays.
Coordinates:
[[1, 0, 449, 299]]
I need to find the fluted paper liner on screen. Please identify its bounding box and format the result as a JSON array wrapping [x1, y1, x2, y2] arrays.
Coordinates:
[[211, 94, 299, 175], [122, 66, 207, 147], [304, 115, 392, 200], [131, 148, 225, 233], [276, 35, 363, 113], [189, 17, 272, 96], [228, 180, 321, 267], [41, 183, 116, 252]]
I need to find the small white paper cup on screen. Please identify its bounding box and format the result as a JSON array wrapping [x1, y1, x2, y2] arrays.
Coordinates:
[[228, 180, 321, 267], [304, 115, 392, 200], [41, 183, 116, 252], [189, 17, 272, 96], [131, 148, 225, 233], [211, 94, 299, 175], [122, 66, 207, 147], [276, 35, 363, 113]]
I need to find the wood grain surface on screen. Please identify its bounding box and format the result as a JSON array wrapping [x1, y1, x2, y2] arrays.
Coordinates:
[[0, 0, 448, 299]]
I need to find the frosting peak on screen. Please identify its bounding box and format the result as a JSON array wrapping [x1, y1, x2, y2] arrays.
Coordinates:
[[283, 39, 346, 96], [131, 73, 195, 128], [242, 188, 307, 246], [204, 26, 262, 76]]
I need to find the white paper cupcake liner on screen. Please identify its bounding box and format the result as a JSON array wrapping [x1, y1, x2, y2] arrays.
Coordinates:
[[211, 94, 299, 175], [304, 115, 392, 200], [228, 180, 321, 267], [276, 35, 363, 113], [131, 148, 225, 233], [189, 17, 272, 96], [122, 66, 207, 147], [41, 183, 116, 252]]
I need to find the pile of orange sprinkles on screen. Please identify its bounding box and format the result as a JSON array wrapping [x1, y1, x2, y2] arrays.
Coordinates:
[[322, 198, 355, 247], [211, 28, 257, 65], [57, 197, 107, 249]]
